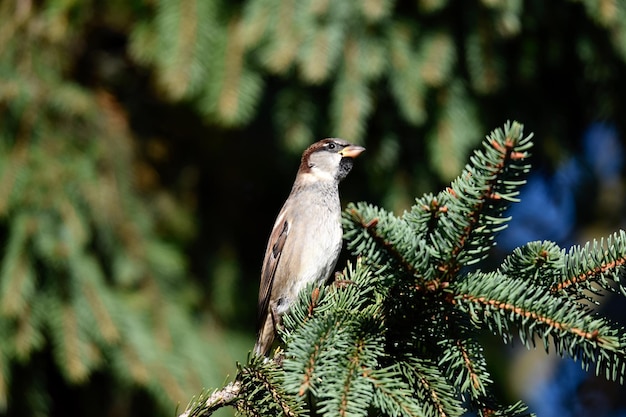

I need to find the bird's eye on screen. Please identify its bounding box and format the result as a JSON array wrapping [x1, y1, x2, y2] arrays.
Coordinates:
[[327, 143, 336, 150]]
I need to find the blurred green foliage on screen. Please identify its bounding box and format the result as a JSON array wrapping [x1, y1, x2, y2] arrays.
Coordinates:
[[0, 0, 626, 416]]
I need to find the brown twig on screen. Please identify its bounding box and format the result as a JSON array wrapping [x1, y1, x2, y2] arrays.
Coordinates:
[[179, 381, 242, 417]]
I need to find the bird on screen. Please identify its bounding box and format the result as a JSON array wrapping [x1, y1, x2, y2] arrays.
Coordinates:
[[254, 138, 365, 356]]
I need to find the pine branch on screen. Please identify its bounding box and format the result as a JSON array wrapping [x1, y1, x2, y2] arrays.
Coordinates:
[[180, 381, 242, 417], [367, 366, 428, 417], [237, 360, 305, 417], [452, 271, 626, 383], [475, 399, 534, 417], [283, 263, 387, 416], [343, 203, 433, 289], [182, 357, 306, 417], [283, 313, 348, 397], [499, 240, 565, 287], [396, 358, 465, 417], [433, 121, 532, 271], [553, 230, 626, 298], [438, 336, 491, 402], [315, 334, 375, 417]]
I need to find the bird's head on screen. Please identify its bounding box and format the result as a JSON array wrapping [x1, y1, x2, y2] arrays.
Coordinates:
[[299, 138, 365, 183]]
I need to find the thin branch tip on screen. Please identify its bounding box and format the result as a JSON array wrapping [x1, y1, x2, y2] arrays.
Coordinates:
[[179, 381, 242, 417]]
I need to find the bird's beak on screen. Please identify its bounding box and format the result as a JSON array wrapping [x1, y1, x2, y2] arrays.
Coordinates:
[[339, 145, 366, 158]]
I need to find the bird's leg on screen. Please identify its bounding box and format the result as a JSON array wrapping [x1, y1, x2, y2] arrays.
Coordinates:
[[271, 346, 285, 367], [270, 302, 285, 333], [267, 303, 287, 365]]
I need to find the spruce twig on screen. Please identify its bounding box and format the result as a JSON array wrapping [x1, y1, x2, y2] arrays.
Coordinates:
[[180, 381, 242, 417]]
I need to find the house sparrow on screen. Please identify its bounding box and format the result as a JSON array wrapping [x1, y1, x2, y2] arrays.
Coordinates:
[[254, 138, 365, 356]]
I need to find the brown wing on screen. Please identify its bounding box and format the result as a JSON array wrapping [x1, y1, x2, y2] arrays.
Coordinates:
[[256, 208, 290, 334]]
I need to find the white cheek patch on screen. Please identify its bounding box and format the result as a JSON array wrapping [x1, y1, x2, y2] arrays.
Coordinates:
[[309, 166, 335, 182], [299, 169, 335, 185]]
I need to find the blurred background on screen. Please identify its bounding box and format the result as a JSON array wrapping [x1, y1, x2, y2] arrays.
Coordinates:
[[1, 0, 626, 416]]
